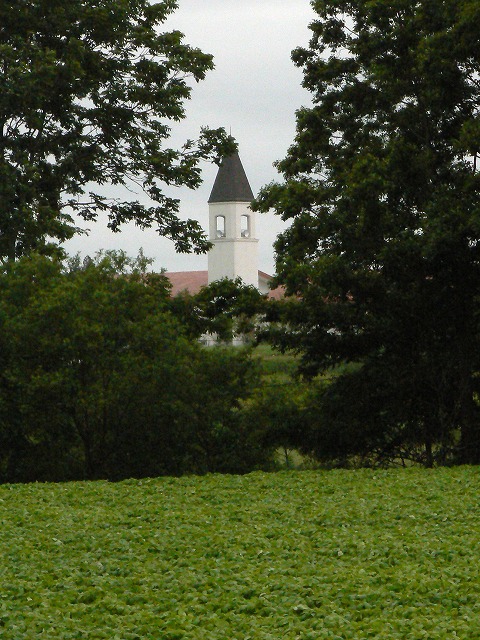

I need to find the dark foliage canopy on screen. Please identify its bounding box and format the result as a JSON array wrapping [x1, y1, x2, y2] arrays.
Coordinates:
[[255, 0, 480, 465], [170, 277, 268, 342], [0, 252, 270, 482], [0, 0, 233, 261]]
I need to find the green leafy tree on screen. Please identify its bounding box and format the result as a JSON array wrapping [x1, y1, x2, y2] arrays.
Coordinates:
[[0, 253, 269, 482], [255, 0, 480, 465], [170, 277, 267, 342], [0, 252, 171, 480], [0, 0, 234, 261]]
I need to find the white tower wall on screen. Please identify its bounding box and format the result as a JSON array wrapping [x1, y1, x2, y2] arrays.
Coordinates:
[[207, 201, 259, 287]]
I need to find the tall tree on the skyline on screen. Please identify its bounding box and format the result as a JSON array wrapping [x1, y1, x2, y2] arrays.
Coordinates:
[[255, 0, 480, 464], [0, 0, 233, 262]]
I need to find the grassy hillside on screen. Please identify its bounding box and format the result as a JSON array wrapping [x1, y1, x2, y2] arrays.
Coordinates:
[[1, 469, 479, 639], [253, 343, 299, 383]]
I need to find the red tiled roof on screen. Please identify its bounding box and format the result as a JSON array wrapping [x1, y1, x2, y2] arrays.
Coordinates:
[[165, 270, 284, 299], [258, 271, 285, 300], [165, 271, 208, 296]]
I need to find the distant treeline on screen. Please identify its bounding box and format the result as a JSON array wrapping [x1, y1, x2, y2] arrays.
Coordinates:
[[0, 252, 275, 483], [0, 252, 474, 484]]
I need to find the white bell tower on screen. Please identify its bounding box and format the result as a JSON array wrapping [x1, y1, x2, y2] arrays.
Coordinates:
[[207, 152, 259, 287]]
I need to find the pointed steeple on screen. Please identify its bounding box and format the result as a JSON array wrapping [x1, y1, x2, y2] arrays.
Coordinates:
[[208, 152, 254, 203], [207, 147, 258, 288]]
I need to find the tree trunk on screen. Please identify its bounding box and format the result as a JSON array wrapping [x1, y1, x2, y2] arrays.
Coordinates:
[[457, 374, 480, 465], [424, 431, 434, 468], [459, 415, 480, 465]]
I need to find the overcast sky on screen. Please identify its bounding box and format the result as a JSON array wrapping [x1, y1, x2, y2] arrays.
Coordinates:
[[63, 0, 315, 275]]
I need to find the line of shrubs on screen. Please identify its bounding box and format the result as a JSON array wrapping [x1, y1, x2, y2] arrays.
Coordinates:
[[0, 252, 275, 483]]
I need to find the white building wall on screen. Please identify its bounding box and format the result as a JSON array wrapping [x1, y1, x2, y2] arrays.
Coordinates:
[[208, 201, 259, 287]]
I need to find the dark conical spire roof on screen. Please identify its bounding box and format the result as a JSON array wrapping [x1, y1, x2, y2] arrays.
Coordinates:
[[208, 151, 254, 203]]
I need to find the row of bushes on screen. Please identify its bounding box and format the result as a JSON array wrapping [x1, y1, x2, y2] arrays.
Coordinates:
[[2, 251, 458, 483], [0, 253, 274, 483]]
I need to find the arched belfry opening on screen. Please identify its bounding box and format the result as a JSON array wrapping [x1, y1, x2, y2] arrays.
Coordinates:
[[207, 151, 259, 287], [241, 214, 250, 237], [215, 215, 226, 238]]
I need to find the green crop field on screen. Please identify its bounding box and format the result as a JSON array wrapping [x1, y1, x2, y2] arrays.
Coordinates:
[[1, 469, 479, 639]]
